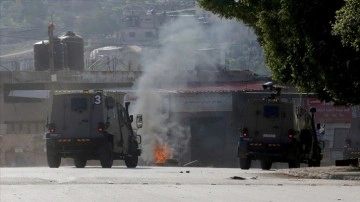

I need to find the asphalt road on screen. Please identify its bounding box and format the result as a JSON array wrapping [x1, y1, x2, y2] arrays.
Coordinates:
[[1, 166, 360, 202]]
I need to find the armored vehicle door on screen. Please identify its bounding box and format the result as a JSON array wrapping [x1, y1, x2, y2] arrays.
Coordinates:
[[51, 92, 104, 138], [109, 102, 130, 154], [244, 102, 293, 143]]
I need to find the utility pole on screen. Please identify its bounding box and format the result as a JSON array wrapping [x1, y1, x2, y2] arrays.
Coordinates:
[[48, 20, 55, 72], [47, 20, 56, 135]]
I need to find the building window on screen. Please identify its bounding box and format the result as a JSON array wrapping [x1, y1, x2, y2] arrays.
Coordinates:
[[126, 16, 140, 27]]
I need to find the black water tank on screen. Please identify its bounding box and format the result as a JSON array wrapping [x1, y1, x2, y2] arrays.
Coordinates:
[[34, 40, 49, 71], [53, 37, 66, 70], [33, 37, 66, 71], [60, 31, 84, 70]]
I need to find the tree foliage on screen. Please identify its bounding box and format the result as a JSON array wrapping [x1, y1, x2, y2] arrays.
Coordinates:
[[332, 0, 360, 51], [198, 0, 360, 105]]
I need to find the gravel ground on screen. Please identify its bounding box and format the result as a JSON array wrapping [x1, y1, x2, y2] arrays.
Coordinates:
[[276, 166, 360, 180]]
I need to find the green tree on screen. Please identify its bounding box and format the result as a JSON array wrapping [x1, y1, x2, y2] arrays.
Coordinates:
[[198, 0, 360, 105], [332, 0, 360, 51]]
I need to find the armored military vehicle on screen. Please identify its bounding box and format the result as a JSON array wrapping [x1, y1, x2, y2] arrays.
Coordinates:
[[45, 90, 143, 168], [237, 83, 324, 170]]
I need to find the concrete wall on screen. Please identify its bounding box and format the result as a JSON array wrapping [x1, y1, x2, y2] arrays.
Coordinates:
[[0, 133, 46, 167]]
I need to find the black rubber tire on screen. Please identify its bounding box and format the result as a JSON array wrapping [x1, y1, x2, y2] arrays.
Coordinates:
[[74, 157, 87, 168], [288, 159, 301, 168], [125, 155, 138, 168], [260, 159, 272, 170], [47, 149, 61, 168], [239, 157, 251, 170], [308, 159, 321, 167], [99, 143, 113, 168]]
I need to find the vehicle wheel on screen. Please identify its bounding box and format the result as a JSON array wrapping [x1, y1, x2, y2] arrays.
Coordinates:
[[239, 157, 251, 170], [47, 149, 61, 168], [125, 155, 138, 168], [99, 143, 113, 168], [260, 159, 272, 170], [74, 157, 87, 168], [288, 159, 300, 168], [308, 159, 321, 167]]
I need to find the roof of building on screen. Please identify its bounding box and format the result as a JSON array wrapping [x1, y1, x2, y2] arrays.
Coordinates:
[[160, 81, 266, 94]]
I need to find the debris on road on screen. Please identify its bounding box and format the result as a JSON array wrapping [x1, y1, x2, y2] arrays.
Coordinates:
[[180, 170, 191, 173], [231, 176, 246, 180], [183, 160, 199, 167]]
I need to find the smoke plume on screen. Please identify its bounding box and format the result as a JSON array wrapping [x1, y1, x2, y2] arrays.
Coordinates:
[[132, 15, 259, 164]]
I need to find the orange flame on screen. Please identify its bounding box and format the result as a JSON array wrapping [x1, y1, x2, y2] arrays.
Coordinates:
[[153, 143, 171, 164]]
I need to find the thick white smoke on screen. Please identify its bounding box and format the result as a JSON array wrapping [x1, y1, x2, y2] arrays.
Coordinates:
[[132, 17, 201, 164], [132, 15, 261, 164]]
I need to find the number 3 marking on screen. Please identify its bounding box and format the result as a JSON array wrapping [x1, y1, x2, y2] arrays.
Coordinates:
[[94, 94, 102, 105]]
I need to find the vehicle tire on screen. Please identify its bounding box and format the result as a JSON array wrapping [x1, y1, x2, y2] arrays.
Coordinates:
[[47, 149, 61, 168], [125, 155, 138, 168], [260, 159, 272, 170], [99, 143, 113, 168], [288, 159, 300, 168], [74, 157, 87, 168], [239, 157, 251, 170], [308, 159, 321, 167], [300, 130, 312, 153]]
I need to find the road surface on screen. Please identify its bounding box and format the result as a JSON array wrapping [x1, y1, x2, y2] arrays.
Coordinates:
[[1, 166, 359, 202]]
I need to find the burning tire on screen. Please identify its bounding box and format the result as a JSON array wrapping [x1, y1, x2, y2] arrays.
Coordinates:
[[125, 155, 138, 168]]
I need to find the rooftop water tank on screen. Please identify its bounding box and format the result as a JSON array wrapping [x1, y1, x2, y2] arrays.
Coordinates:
[[60, 31, 84, 70]]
